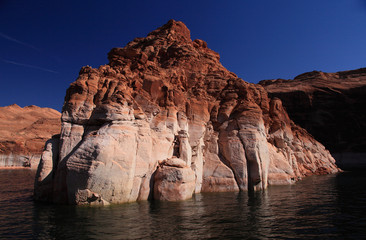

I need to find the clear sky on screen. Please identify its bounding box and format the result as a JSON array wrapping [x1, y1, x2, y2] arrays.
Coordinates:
[[1, 0, 366, 111]]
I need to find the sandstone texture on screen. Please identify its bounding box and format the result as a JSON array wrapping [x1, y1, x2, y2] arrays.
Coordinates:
[[35, 20, 339, 205], [154, 158, 195, 201], [259, 69, 366, 169], [0, 104, 61, 169]]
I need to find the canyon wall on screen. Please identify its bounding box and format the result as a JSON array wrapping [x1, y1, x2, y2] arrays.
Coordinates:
[[260, 69, 366, 170], [0, 104, 61, 169], [34, 20, 338, 205]]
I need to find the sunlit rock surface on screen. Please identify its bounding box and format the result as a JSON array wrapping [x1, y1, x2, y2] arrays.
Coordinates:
[[35, 20, 339, 204], [0, 104, 60, 169]]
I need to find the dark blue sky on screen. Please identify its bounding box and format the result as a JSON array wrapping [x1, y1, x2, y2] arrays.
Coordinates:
[[1, 0, 366, 111]]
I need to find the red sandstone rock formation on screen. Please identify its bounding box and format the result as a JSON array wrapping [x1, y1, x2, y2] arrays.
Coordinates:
[[34, 20, 339, 205], [259, 69, 366, 169], [0, 104, 61, 168]]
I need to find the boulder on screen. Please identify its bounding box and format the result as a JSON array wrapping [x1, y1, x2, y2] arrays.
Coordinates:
[[154, 160, 195, 201]]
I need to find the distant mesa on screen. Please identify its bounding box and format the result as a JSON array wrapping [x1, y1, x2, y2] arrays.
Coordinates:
[[259, 68, 366, 170], [0, 104, 61, 169], [34, 20, 339, 205]]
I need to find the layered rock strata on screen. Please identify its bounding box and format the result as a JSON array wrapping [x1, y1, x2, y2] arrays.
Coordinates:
[[35, 20, 338, 205], [0, 104, 61, 169], [259, 69, 366, 169]]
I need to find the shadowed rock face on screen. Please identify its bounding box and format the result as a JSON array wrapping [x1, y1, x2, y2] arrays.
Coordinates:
[[259, 69, 366, 170], [35, 20, 338, 205], [0, 104, 61, 169]]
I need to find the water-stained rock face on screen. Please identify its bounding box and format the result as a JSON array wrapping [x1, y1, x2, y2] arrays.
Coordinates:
[[35, 20, 339, 205], [0, 104, 61, 169], [259, 69, 366, 170]]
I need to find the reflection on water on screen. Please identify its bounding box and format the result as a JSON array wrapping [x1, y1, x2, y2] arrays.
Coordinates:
[[1, 169, 366, 239]]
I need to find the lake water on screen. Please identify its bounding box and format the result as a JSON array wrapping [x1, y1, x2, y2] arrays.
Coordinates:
[[1, 169, 366, 239]]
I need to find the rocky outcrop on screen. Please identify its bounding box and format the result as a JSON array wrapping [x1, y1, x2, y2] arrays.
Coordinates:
[[259, 69, 366, 170], [0, 104, 61, 169], [154, 158, 195, 201], [34, 20, 339, 205]]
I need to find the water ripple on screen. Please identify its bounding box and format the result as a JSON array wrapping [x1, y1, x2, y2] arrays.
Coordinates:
[[1, 170, 366, 239]]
